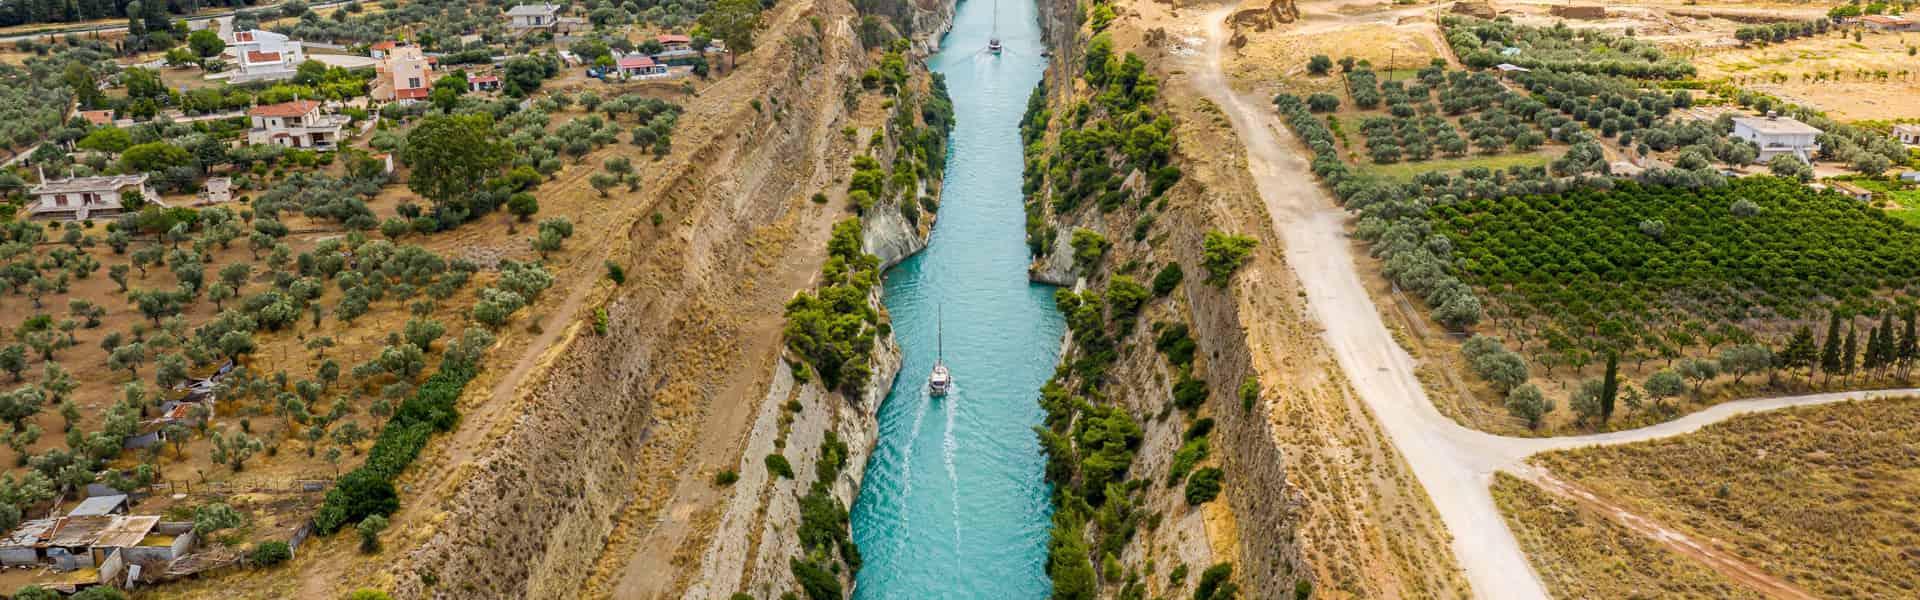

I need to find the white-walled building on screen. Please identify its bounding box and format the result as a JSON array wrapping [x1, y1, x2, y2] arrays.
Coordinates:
[[505, 4, 562, 33], [1895, 124, 1920, 146], [27, 174, 159, 221], [225, 29, 306, 82], [246, 100, 349, 150], [1730, 114, 1822, 163]]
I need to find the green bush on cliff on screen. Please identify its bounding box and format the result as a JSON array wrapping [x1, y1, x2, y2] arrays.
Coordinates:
[[1201, 231, 1257, 285], [782, 218, 882, 396], [1184, 468, 1224, 505]]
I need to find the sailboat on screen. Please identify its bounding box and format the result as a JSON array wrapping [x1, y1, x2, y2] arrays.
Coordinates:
[[929, 307, 952, 397], [987, 0, 1003, 55]]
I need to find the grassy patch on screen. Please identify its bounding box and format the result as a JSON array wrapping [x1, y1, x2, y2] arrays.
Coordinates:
[[1357, 149, 1559, 181], [1492, 473, 1764, 600], [1530, 397, 1920, 598]]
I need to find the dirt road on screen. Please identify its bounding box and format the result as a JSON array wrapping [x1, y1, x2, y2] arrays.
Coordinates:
[[1186, 7, 1920, 598]]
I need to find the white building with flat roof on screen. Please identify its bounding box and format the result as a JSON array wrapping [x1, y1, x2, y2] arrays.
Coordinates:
[[27, 174, 159, 221], [1730, 114, 1821, 163], [224, 29, 306, 82], [505, 4, 562, 33]]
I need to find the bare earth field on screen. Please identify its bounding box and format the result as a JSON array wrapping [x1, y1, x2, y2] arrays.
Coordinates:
[[1694, 30, 1920, 121], [1490, 472, 1766, 600], [1528, 397, 1920, 598]]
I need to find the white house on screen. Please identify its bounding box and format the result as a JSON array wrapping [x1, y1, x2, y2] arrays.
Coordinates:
[[616, 54, 669, 79], [505, 4, 562, 33], [1895, 124, 1920, 146], [1730, 113, 1821, 163], [27, 174, 159, 221], [246, 100, 349, 149], [224, 29, 306, 82]]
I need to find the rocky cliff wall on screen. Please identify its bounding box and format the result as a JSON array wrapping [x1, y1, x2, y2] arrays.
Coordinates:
[[1022, 0, 1308, 595], [381, 0, 939, 596]]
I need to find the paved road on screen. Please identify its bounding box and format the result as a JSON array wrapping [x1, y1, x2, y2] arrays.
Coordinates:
[[0, 0, 350, 43], [1188, 8, 1918, 599]]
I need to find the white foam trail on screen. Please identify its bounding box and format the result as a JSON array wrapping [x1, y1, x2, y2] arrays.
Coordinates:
[[943, 385, 962, 556], [893, 387, 931, 557]]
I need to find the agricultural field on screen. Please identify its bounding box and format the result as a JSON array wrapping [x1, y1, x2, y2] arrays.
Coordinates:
[[1268, 13, 1920, 433], [1490, 473, 1764, 600], [1693, 25, 1920, 121], [1527, 397, 1920, 598], [1300, 62, 1562, 173]]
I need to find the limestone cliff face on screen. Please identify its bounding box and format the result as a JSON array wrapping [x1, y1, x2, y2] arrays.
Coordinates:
[[382, 0, 941, 597], [678, 0, 950, 595], [1022, 0, 1307, 595]]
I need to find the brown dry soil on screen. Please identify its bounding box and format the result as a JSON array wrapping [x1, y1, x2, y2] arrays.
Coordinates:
[[1526, 397, 1920, 599], [1491, 472, 1769, 600]]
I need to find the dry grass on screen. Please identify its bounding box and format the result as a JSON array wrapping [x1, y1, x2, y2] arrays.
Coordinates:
[[1530, 397, 1920, 598], [1693, 29, 1920, 121], [1491, 472, 1766, 600]]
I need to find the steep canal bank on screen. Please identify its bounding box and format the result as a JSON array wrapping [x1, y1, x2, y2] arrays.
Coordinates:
[[847, 0, 1064, 596]]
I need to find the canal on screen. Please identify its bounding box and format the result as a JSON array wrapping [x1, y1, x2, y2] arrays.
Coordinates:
[[846, 0, 1060, 596]]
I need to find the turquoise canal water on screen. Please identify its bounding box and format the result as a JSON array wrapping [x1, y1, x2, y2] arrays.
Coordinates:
[[846, 0, 1059, 596]]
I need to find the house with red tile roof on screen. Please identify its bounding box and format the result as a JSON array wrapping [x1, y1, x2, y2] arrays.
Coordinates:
[[372, 44, 433, 103], [617, 54, 668, 79], [246, 100, 350, 149]]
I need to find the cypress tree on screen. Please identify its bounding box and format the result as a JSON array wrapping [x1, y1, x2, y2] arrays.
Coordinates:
[[1863, 326, 1883, 376], [1875, 314, 1896, 376], [1819, 312, 1843, 384], [1841, 324, 1857, 384], [1900, 311, 1918, 380], [1599, 352, 1618, 424]]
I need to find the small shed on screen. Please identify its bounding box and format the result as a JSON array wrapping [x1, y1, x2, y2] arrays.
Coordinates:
[[1898, 171, 1920, 183], [1831, 181, 1874, 201], [196, 177, 233, 206], [0, 518, 61, 566], [68, 495, 129, 517], [89, 515, 162, 566]]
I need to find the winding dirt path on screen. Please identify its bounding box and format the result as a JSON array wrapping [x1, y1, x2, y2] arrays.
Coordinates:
[[1187, 7, 1920, 598]]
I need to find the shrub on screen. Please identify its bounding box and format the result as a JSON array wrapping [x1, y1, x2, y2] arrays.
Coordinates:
[[250, 541, 292, 567], [1201, 231, 1257, 284], [714, 470, 739, 486], [346, 591, 394, 600], [1151, 263, 1184, 296], [765, 453, 794, 479], [1184, 467, 1224, 504]]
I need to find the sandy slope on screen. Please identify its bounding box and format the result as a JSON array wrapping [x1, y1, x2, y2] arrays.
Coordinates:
[[1184, 5, 1920, 598]]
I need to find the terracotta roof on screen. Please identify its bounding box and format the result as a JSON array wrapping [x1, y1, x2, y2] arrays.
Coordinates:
[[618, 55, 657, 68], [249, 100, 321, 118], [246, 50, 282, 63], [234, 31, 254, 42], [397, 87, 430, 99], [468, 75, 499, 83], [79, 110, 114, 126], [657, 33, 692, 44], [370, 40, 397, 50]]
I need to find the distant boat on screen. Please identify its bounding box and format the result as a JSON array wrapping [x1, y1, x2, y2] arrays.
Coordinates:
[[987, 0, 1002, 55], [930, 307, 952, 397]]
